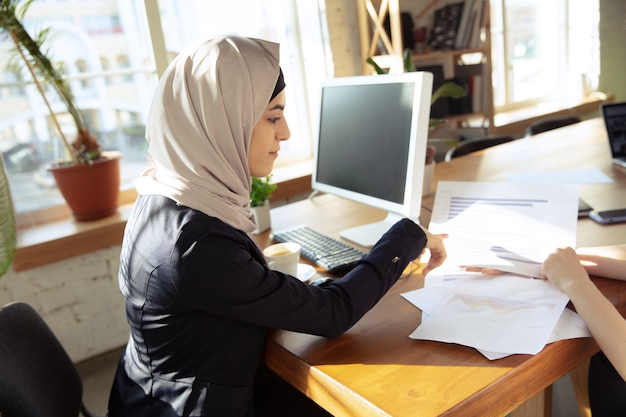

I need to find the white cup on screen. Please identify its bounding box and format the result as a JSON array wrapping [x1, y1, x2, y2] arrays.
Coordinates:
[[263, 242, 301, 276]]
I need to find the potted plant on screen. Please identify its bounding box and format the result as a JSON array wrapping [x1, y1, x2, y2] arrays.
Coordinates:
[[0, 0, 120, 221], [250, 176, 277, 234]]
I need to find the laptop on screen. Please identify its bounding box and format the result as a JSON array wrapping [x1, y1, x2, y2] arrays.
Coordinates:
[[601, 102, 626, 168]]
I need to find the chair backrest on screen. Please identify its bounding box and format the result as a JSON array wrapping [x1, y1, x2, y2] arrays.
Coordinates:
[[0, 302, 84, 417], [525, 116, 581, 136], [445, 136, 515, 161]]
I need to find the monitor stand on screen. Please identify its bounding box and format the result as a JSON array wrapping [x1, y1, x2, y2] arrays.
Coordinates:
[[340, 212, 405, 248]]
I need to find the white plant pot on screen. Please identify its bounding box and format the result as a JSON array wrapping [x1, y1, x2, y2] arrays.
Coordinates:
[[422, 162, 435, 197], [251, 200, 271, 234]]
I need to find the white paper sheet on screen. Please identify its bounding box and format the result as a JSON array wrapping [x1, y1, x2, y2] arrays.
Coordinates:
[[403, 274, 570, 356], [403, 181, 584, 359], [505, 168, 613, 185], [427, 181, 579, 278], [403, 283, 591, 360], [479, 309, 591, 360]]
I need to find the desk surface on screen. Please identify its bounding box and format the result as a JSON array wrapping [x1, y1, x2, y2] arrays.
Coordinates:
[[257, 118, 626, 417]]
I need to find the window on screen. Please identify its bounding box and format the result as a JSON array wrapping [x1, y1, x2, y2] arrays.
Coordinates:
[[1, 0, 157, 217], [149, 0, 330, 166], [490, 0, 600, 113], [115, 55, 132, 82], [1, 0, 330, 219], [75, 59, 90, 88]]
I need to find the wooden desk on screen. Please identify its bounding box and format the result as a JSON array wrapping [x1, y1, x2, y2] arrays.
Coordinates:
[[257, 118, 626, 417]]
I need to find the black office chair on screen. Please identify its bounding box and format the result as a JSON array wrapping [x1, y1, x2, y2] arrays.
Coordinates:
[[525, 116, 581, 136], [0, 302, 105, 417], [444, 136, 515, 161]]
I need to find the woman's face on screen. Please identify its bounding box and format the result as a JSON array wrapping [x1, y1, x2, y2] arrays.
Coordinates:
[[248, 91, 290, 177]]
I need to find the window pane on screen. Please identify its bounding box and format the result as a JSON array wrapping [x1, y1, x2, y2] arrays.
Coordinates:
[[568, 1, 600, 96], [505, 0, 563, 103], [2, 0, 330, 215], [490, 0, 599, 110], [490, 0, 506, 107], [154, 0, 330, 168], [0, 0, 157, 213]]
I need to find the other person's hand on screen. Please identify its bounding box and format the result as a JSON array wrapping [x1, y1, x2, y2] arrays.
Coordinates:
[[541, 247, 589, 293]]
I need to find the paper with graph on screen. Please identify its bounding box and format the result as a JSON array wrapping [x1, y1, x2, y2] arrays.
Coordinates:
[[403, 274, 572, 359], [426, 181, 579, 278], [402, 181, 585, 359]]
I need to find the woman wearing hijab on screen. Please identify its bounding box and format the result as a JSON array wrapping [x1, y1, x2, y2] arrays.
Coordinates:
[[107, 35, 447, 417]]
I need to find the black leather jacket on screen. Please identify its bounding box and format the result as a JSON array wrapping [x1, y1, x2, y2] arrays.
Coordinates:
[[108, 194, 427, 417]]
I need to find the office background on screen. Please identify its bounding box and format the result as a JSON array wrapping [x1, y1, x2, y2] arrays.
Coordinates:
[[1, 2, 625, 415]]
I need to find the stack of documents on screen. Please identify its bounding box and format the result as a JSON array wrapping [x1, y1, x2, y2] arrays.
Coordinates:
[[403, 181, 591, 359]]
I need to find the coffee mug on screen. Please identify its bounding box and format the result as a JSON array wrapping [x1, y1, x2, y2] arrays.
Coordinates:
[[263, 242, 301, 276]]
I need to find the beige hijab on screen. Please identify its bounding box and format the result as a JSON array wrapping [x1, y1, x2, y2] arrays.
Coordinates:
[[136, 35, 281, 232]]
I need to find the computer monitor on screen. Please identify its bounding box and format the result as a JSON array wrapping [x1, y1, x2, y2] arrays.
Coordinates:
[[311, 72, 434, 247]]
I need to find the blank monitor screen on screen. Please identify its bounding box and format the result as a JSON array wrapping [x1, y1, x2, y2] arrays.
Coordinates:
[[316, 83, 411, 204], [312, 72, 433, 247]]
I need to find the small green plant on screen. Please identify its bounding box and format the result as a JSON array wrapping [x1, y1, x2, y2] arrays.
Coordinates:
[[250, 176, 277, 207], [367, 48, 466, 128]]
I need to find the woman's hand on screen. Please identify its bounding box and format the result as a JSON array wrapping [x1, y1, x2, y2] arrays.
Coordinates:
[[541, 247, 590, 293], [576, 244, 626, 281], [419, 227, 447, 276]]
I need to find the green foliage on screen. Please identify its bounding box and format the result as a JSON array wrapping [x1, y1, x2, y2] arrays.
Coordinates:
[[250, 176, 277, 207], [403, 48, 415, 73], [430, 81, 466, 105], [0, 157, 16, 278], [428, 81, 466, 129], [366, 57, 386, 75]]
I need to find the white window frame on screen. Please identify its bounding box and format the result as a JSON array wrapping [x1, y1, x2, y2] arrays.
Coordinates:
[[490, 0, 600, 115], [143, 0, 331, 169]]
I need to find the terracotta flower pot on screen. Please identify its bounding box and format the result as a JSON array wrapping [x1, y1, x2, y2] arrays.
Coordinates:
[[48, 153, 121, 221]]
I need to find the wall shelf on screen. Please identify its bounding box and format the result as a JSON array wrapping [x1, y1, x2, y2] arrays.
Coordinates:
[[357, 0, 494, 135]]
